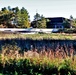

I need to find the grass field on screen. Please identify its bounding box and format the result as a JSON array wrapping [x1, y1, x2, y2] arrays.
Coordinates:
[[0, 32, 76, 40]]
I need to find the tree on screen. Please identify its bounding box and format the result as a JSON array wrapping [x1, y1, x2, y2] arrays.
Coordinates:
[[1, 7, 7, 12], [63, 19, 70, 28], [37, 15, 46, 28], [33, 13, 40, 28], [70, 15, 73, 20], [72, 19, 76, 28], [33, 13, 46, 28], [8, 6, 11, 11], [34, 13, 41, 21], [12, 8, 16, 13], [0, 6, 30, 28], [0, 7, 14, 27], [70, 15, 76, 28], [69, 15, 73, 28], [16, 7, 30, 28], [15, 7, 19, 13]]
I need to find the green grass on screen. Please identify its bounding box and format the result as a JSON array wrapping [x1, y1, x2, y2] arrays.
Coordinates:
[[0, 56, 76, 75], [0, 32, 76, 40], [19, 33, 75, 40]]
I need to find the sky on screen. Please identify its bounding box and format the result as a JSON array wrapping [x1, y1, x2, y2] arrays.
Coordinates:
[[0, 0, 76, 21]]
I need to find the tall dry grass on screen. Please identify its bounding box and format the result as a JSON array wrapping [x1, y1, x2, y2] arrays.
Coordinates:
[[0, 44, 75, 75], [1, 44, 76, 69]]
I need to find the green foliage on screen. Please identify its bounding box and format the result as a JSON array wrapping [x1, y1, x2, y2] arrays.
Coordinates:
[[63, 28, 76, 33], [69, 15, 76, 28], [0, 6, 30, 28], [58, 59, 71, 71], [33, 13, 46, 28], [37, 16, 46, 28], [17, 7, 30, 28], [63, 19, 71, 28], [0, 56, 75, 75], [71, 19, 76, 28], [34, 13, 41, 21], [58, 59, 75, 75]]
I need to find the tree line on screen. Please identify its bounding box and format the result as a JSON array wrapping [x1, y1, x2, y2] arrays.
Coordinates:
[[0, 6, 30, 28], [0, 6, 47, 28], [0, 6, 76, 28]]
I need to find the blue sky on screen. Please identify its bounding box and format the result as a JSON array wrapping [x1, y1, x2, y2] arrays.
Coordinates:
[[0, 0, 76, 21]]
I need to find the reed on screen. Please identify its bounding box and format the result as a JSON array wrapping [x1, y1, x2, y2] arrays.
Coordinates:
[[0, 44, 76, 75]]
